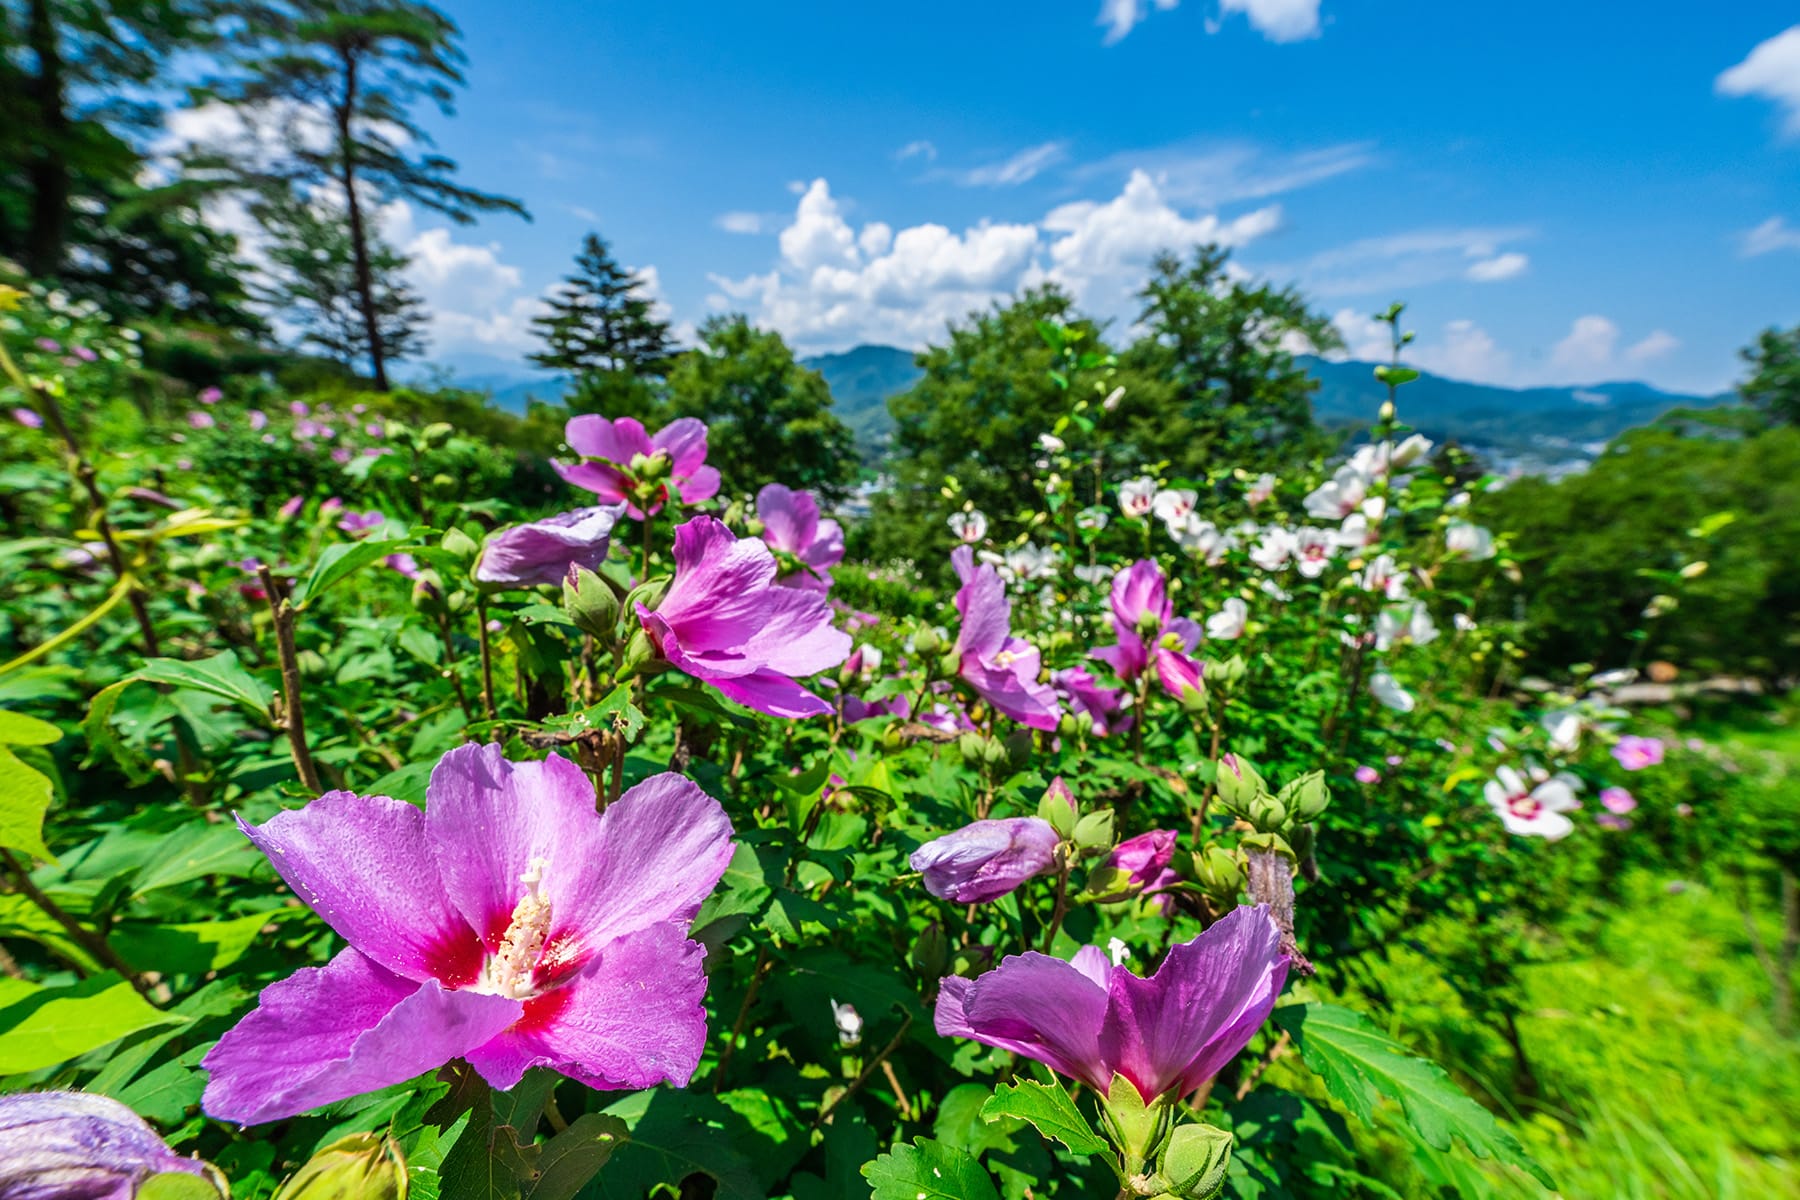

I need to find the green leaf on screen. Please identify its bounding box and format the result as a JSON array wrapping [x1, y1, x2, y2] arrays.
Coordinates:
[[863, 1138, 1002, 1200], [1274, 1002, 1553, 1188], [82, 679, 152, 783], [1373, 365, 1420, 387], [113, 910, 289, 975], [292, 537, 413, 609], [527, 1114, 630, 1200], [0, 973, 182, 1074], [979, 1078, 1108, 1157], [134, 651, 274, 722], [0, 745, 56, 862], [0, 710, 61, 746], [596, 1090, 760, 1199]]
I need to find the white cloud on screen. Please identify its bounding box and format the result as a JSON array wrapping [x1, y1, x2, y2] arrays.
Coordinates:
[[1466, 252, 1528, 282], [1071, 139, 1373, 207], [712, 171, 1280, 352], [1041, 170, 1280, 309], [895, 140, 938, 163], [1219, 0, 1322, 42], [945, 141, 1070, 187], [1624, 329, 1680, 363], [1741, 215, 1800, 255], [1411, 319, 1510, 382], [1550, 315, 1620, 374], [566, 205, 601, 223], [1329, 308, 1392, 361], [1098, 0, 1180, 45], [1286, 226, 1534, 296], [1717, 26, 1800, 136], [716, 211, 765, 235]]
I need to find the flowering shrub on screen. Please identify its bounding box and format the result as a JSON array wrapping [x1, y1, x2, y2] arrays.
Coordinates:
[[0, 290, 1755, 1200]]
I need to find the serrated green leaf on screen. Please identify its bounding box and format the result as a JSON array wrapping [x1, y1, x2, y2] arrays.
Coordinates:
[[1274, 1002, 1552, 1188], [862, 1138, 1002, 1200], [134, 651, 274, 722], [292, 537, 413, 609], [979, 1078, 1108, 1157], [0, 972, 182, 1074], [0, 744, 56, 862]]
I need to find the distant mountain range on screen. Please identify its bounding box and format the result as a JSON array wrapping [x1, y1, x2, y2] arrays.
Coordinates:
[[447, 342, 1726, 469]]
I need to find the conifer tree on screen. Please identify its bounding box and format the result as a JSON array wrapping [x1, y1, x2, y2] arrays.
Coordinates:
[[529, 233, 674, 378]]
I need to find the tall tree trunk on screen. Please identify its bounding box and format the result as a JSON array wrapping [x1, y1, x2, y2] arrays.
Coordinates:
[[24, 0, 70, 278], [336, 48, 388, 391]]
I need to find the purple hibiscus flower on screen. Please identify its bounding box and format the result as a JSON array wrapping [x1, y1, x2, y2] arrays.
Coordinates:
[[911, 817, 1061, 903], [201, 744, 734, 1126], [1612, 736, 1665, 771], [1051, 665, 1130, 737], [935, 905, 1289, 1100], [12, 407, 43, 429], [1100, 829, 1182, 906], [337, 509, 384, 536], [475, 505, 626, 589], [638, 516, 851, 719], [0, 1091, 224, 1200], [756, 484, 845, 592], [1092, 560, 1204, 702], [949, 546, 1061, 731], [553, 416, 721, 519], [1600, 786, 1637, 814]]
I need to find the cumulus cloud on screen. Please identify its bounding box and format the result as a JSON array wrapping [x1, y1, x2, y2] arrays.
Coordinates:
[[944, 142, 1070, 187], [711, 172, 1281, 352], [1466, 252, 1528, 282], [1328, 308, 1392, 361], [1098, 0, 1180, 45], [1411, 319, 1510, 382], [1624, 330, 1680, 363], [1550, 315, 1621, 374], [1218, 0, 1322, 42], [1717, 26, 1800, 136], [1741, 215, 1800, 256]]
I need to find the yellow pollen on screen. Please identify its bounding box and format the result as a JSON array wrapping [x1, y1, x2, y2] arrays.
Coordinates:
[[485, 856, 553, 998]]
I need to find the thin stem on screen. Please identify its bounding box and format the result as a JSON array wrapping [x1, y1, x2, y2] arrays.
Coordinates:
[[811, 1014, 914, 1130], [475, 593, 497, 721], [434, 610, 474, 719], [1040, 850, 1072, 953], [2, 848, 148, 994], [713, 946, 774, 1092], [258, 565, 321, 794]]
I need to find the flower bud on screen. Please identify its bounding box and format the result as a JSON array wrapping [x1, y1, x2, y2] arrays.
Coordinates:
[[829, 998, 864, 1048], [911, 921, 949, 979], [938, 649, 963, 678], [912, 625, 943, 655], [1214, 754, 1265, 814], [563, 566, 621, 639], [440, 526, 480, 563], [419, 422, 454, 448], [271, 1133, 407, 1200], [1191, 845, 1244, 903], [911, 818, 1060, 903], [1279, 771, 1331, 822], [1073, 809, 1115, 855], [1153, 1122, 1233, 1200], [1679, 560, 1708, 579], [1247, 791, 1288, 832], [0, 1092, 226, 1200], [1038, 776, 1078, 839], [1378, 400, 1396, 423]]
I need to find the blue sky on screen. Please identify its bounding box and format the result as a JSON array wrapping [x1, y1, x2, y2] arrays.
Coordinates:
[[351, 1, 1797, 393]]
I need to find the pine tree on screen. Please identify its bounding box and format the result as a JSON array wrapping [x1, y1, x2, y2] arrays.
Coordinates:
[[529, 233, 674, 377]]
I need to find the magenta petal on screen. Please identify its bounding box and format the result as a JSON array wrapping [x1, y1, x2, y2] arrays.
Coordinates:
[[911, 817, 1060, 903], [425, 746, 606, 959], [756, 484, 818, 555], [1154, 649, 1204, 701], [677, 464, 721, 505], [658, 518, 782, 651], [652, 417, 710, 475], [804, 519, 846, 572], [552, 458, 630, 504], [464, 921, 711, 1092], [954, 952, 1111, 1091], [474, 505, 624, 588], [742, 586, 852, 679], [952, 555, 1012, 660], [237, 791, 481, 984], [201, 948, 521, 1125], [706, 667, 834, 718], [1098, 905, 1288, 1100], [1093, 634, 1148, 683], [1111, 560, 1168, 631], [566, 415, 651, 462], [567, 771, 735, 952]]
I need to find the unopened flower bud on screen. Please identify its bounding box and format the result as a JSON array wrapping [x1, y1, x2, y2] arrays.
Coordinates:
[[1153, 1122, 1233, 1200], [911, 921, 949, 979], [829, 998, 863, 1048], [419, 422, 454, 449], [1248, 792, 1288, 832], [1279, 771, 1331, 823], [563, 566, 621, 638], [1073, 809, 1115, 855], [1038, 776, 1079, 839], [271, 1133, 406, 1200], [0, 1092, 225, 1200], [1378, 400, 1396, 423], [1214, 754, 1265, 814], [912, 625, 943, 655], [440, 526, 480, 562], [1191, 845, 1245, 902]]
